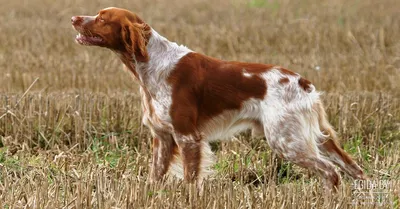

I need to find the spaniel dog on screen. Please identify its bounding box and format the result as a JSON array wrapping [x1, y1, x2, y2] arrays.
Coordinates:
[[72, 7, 366, 191]]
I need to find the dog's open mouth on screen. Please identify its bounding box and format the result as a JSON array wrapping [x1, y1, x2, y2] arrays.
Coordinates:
[[75, 33, 104, 46]]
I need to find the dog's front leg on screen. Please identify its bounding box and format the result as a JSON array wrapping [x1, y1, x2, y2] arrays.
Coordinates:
[[150, 132, 176, 182], [174, 133, 202, 183]]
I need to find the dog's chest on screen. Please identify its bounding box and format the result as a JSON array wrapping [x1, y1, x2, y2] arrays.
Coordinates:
[[140, 84, 173, 134]]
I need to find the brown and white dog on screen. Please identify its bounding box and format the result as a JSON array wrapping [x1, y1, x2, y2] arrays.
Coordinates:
[[72, 7, 366, 190]]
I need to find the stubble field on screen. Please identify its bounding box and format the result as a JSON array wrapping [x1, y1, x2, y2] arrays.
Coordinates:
[[0, 0, 399, 208]]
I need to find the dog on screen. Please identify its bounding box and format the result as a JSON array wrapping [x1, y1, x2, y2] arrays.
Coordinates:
[[72, 7, 366, 190]]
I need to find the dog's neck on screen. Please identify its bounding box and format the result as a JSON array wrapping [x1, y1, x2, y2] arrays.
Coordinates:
[[121, 28, 192, 95]]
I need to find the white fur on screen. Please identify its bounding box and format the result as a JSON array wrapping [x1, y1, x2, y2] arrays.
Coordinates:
[[136, 29, 191, 133], [242, 69, 253, 78], [259, 69, 323, 159], [81, 15, 96, 25], [103, 7, 117, 11]]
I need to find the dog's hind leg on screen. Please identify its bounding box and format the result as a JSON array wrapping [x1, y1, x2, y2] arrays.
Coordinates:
[[260, 95, 350, 191], [264, 132, 341, 191]]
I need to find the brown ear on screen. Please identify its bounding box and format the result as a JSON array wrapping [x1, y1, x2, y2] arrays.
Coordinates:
[[122, 23, 151, 62]]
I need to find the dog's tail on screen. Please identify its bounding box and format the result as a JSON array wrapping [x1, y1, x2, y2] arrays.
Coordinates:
[[314, 101, 367, 180]]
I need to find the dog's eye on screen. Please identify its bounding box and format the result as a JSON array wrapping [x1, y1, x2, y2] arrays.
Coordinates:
[[98, 16, 105, 22]]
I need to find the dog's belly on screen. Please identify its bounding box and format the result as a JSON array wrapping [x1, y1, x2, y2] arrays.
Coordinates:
[[199, 98, 263, 141], [199, 112, 260, 141]]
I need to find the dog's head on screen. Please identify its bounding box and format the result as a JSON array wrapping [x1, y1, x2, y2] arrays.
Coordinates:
[[71, 7, 151, 61]]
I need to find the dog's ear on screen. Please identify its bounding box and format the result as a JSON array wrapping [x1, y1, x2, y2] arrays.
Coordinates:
[[121, 22, 151, 62]]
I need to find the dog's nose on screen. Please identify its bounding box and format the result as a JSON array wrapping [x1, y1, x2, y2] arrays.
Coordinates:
[[71, 16, 80, 25]]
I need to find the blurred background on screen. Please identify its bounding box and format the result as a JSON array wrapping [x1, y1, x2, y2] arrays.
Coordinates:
[[0, 0, 399, 94]]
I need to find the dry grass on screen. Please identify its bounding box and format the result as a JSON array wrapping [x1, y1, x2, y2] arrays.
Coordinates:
[[0, 0, 399, 208]]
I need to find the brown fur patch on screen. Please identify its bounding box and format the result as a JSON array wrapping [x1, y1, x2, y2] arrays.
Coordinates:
[[121, 22, 151, 62], [167, 53, 271, 135], [153, 137, 159, 148], [179, 141, 202, 182], [279, 67, 298, 76], [279, 77, 290, 84], [298, 77, 313, 92]]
